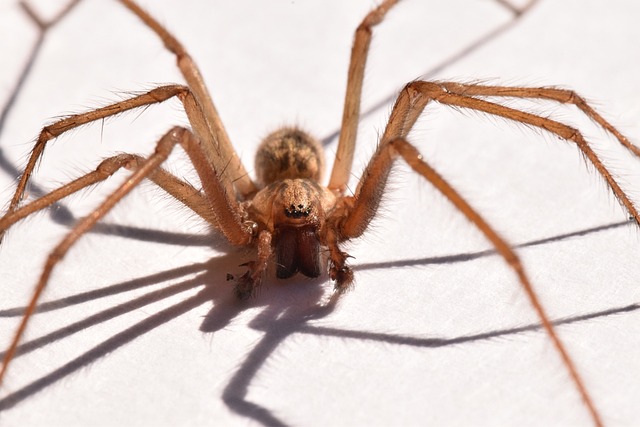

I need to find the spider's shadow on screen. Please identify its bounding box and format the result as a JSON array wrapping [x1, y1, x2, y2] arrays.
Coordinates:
[[216, 220, 639, 425], [0, 218, 637, 426]]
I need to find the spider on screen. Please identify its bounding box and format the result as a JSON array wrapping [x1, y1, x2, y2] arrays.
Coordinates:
[[1, 0, 638, 425]]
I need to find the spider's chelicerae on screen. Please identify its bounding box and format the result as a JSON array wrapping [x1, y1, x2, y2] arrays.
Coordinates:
[[1, 0, 639, 425]]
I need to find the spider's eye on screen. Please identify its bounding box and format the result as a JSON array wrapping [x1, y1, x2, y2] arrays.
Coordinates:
[[285, 203, 311, 218]]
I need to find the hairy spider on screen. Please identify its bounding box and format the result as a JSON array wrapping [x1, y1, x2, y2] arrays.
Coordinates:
[[1, 0, 638, 425]]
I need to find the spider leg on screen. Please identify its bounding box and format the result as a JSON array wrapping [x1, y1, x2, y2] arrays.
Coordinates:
[[0, 154, 219, 234], [327, 0, 540, 194], [328, 0, 400, 194], [390, 137, 603, 426], [1, 154, 141, 232], [140, 164, 220, 227], [327, 80, 635, 425], [177, 126, 253, 246], [2, 84, 255, 241], [383, 81, 640, 224], [7, 124, 255, 246], [119, 0, 257, 199], [330, 133, 603, 425], [438, 82, 640, 158], [1, 85, 188, 240], [0, 126, 246, 386]]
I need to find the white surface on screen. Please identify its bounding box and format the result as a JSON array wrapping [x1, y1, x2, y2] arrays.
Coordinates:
[[1, 0, 640, 426]]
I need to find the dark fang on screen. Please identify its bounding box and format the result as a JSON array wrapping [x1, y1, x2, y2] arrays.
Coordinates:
[[275, 225, 321, 279]]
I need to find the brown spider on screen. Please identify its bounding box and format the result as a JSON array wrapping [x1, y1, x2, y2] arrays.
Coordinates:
[[1, 0, 639, 425]]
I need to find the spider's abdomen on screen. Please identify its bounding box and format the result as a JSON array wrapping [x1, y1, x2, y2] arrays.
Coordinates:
[[254, 127, 324, 187]]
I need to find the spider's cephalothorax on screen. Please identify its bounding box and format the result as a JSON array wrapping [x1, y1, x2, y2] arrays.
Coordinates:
[[248, 127, 337, 282]]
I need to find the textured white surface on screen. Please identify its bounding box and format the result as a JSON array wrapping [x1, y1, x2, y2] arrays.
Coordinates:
[[1, 0, 639, 426]]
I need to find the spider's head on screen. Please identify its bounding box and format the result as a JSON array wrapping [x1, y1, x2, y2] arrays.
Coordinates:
[[254, 127, 324, 188]]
